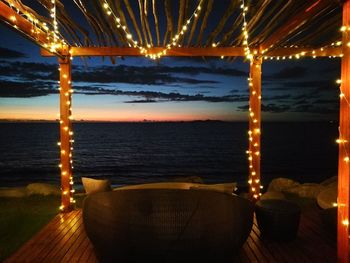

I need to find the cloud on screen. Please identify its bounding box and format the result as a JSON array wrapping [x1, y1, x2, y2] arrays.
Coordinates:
[[267, 80, 336, 91], [237, 103, 291, 113], [312, 99, 338, 104], [0, 47, 27, 59], [73, 86, 248, 103], [0, 80, 57, 97], [291, 104, 338, 114], [0, 62, 233, 85], [265, 66, 307, 80], [264, 94, 292, 101]]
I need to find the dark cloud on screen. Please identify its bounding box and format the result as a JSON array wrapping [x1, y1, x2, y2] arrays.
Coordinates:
[[265, 66, 307, 80], [291, 104, 338, 114], [262, 104, 291, 113], [237, 103, 291, 113], [0, 61, 247, 86], [0, 47, 27, 59], [264, 94, 292, 101], [312, 99, 338, 104], [267, 80, 336, 91], [230, 89, 241, 93], [0, 80, 57, 97], [74, 86, 248, 103]]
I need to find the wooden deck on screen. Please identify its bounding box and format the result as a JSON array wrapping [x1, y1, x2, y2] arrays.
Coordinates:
[[5, 207, 336, 263]]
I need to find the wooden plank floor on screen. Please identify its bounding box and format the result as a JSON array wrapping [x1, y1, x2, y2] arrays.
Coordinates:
[[5, 207, 336, 263]]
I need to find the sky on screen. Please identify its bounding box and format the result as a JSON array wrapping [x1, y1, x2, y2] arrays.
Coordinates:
[[0, 17, 342, 122]]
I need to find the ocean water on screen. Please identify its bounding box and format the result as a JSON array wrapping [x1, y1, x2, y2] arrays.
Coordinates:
[[0, 122, 339, 189]]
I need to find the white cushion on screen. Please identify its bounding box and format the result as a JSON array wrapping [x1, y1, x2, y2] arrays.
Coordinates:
[[82, 177, 112, 194]]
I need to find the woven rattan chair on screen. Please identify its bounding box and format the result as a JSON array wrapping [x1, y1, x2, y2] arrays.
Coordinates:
[[83, 189, 254, 263]]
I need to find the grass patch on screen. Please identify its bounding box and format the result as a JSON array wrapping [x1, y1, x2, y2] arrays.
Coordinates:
[[0, 195, 60, 261]]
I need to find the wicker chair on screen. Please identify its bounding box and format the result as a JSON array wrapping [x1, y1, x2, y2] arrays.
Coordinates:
[[83, 189, 254, 263]]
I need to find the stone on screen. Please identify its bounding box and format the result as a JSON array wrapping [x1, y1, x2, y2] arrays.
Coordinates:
[[317, 184, 337, 209], [26, 183, 60, 196], [320, 176, 337, 187], [267, 178, 300, 192], [260, 191, 286, 200], [0, 187, 28, 197], [284, 183, 326, 199]]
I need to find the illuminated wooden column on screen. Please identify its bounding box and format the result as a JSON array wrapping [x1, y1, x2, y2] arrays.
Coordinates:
[[338, 1, 350, 261], [58, 47, 74, 212], [248, 56, 262, 200]]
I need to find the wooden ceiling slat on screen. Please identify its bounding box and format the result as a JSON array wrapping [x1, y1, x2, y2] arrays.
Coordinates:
[[0, 1, 63, 56], [163, 0, 174, 45], [196, 0, 213, 46], [111, 0, 138, 46], [152, 0, 160, 46], [177, 0, 185, 34], [205, 0, 236, 47], [285, 8, 340, 47], [143, 0, 154, 46], [220, 14, 241, 47], [186, 0, 203, 47], [138, 0, 150, 46], [260, 0, 333, 51], [248, 0, 293, 46], [122, 0, 144, 45]]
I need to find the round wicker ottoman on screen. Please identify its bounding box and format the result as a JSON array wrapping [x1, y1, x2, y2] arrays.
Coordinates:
[[255, 199, 301, 241]]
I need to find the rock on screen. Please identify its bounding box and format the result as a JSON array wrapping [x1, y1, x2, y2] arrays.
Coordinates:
[[317, 184, 337, 209], [26, 183, 60, 196], [172, 176, 204, 184], [285, 183, 325, 199], [260, 191, 286, 200], [0, 187, 28, 197], [267, 178, 300, 192], [320, 176, 337, 187]]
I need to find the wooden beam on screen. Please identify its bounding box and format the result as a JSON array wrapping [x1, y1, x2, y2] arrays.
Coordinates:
[[0, 1, 62, 57], [41, 46, 342, 58], [261, 0, 332, 52], [265, 47, 342, 57], [248, 56, 262, 200], [338, 1, 350, 261], [41, 47, 246, 57], [58, 48, 73, 213]]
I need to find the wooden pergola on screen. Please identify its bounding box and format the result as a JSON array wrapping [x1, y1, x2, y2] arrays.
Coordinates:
[[0, 0, 349, 261]]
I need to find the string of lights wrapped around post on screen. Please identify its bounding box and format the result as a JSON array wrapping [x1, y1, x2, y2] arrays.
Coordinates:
[[101, 0, 203, 60], [58, 50, 75, 212], [240, 0, 262, 199], [336, 77, 350, 229], [52, 0, 75, 212]]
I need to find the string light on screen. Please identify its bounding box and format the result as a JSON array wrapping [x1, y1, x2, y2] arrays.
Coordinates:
[[102, 0, 203, 60], [4, 0, 66, 52], [57, 65, 75, 211], [240, 0, 252, 60]]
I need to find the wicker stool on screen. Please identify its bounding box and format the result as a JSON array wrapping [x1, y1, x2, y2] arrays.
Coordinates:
[[255, 199, 301, 241]]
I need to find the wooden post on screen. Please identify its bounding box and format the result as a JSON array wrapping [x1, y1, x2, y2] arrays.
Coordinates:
[[338, 1, 350, 261], [58, 46, 74, 212], [248, 56, 262, 200]]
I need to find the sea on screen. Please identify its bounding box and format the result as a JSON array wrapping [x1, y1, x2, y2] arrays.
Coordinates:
[[0, 121, 339, 190]]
